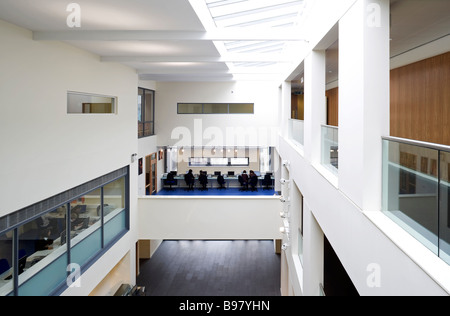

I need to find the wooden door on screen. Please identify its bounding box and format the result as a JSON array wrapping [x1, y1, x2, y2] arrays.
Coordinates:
[[146, 153, 158, 195]]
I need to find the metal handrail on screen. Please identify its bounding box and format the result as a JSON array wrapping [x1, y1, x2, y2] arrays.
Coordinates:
[[382, 136, 450, 152], [321, 124, 338, 130]]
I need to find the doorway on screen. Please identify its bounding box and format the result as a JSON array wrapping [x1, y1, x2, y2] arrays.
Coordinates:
[[146, 153, 157, 195], [323, 236, 359, 296]]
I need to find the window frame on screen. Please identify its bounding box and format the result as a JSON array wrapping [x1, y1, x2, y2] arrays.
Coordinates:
[[0, 168, 130, 296], [67, 91, 117, 114], [188, 157, 250, 167], [138, 88, 156, 138], [177, 103, 254, 115]]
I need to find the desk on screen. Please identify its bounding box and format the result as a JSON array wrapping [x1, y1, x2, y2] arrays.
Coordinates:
[[0, 273, 13, 296], [162, 174, 274, 189]]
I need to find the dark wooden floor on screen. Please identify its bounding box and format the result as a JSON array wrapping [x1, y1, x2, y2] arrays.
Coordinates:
[[137, 240, 281, 296]]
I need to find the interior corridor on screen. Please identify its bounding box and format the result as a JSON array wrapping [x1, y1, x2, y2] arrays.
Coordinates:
[[137, 240, 281, 296]]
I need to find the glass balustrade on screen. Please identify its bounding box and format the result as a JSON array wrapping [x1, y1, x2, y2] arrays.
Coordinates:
[[289, 119, 304, 146], [321, 125, 339, 174], [382, 137, 450, 265]]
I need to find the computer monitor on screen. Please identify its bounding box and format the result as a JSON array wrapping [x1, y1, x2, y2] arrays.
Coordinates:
[[60, 230, 66, 245], [266, 172, 273, 176], [170, 171, 177, 176], [228, 171, 235, 176], [214, 171, 221, 176]]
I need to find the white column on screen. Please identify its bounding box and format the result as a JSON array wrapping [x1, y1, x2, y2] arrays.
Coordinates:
[[304, 50, 326, 164], [303, 202, 324, 296], [339, 0, 390, 212], [280, 81, 292, 139]]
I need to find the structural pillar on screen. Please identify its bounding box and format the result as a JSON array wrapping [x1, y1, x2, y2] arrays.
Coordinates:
[[338, 0, 390, 212], [304, 50, 327, 165]]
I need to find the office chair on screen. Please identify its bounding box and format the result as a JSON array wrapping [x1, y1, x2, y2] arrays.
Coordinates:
[[238, 175, 248, 191], [164, 172, 177, 191], [0, 259, 10, 275], [262, 174, 273, 190], [217, 174, 226, 190], [249, 175, 258, 192]]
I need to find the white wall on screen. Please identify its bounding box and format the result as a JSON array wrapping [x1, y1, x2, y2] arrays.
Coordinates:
[[279, 136, 449, 296], [137, 135, 165, 195], [278, 0, 450, 296], [0, 19, 140, 296], [0, 20, 138, 216], [155, 81, 279, 148], [138, 196, 282, 240]]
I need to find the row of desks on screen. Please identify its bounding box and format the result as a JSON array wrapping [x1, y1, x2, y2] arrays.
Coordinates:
[[162, 174, 274, 189]]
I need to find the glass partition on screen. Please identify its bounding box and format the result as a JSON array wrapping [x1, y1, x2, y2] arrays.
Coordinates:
[[289, 119, 304, 146], [18, 207, 68, 296], [203, 103, 228, 114], [382, 138, 450, 264], [178, 103, 254, 114], [138, 88, 155, 138], [68, 92, 116, 114], [0, 231, 13, 296], [440, 152, 450, 264], [0, 167, 129, 296], [70, 188, 102, 269], [228, 103, 254, 114], [322, 125, 339, 174], [104, 178, 125, 219]]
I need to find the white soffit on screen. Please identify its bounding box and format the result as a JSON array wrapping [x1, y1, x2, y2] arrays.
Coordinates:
[[0, 0, 309, 82]]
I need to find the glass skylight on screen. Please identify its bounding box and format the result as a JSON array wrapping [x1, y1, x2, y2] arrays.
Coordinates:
[[206, 0, 305, 29], [195, 0, 308, 79]]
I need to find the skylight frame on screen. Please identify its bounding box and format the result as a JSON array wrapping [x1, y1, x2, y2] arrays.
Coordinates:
[[190, 0, 308, 79]]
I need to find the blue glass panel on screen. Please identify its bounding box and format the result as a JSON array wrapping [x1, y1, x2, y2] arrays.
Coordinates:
[[104, 210, 127, 247], [71, 229, 101, 268], [18, 253, 67, 296]]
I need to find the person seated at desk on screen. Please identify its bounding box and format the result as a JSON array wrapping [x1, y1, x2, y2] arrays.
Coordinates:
[[184, 169, 195, 191], [199, 171, 208, 191], [35, 228, 54, 252], [249, 170, 258, 192], [239, 170, 249, 191], [217, 174, 226, 189], [164, 172, 177, 190]]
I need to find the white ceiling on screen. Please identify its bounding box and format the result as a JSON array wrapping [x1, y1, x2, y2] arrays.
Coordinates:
[[0, 0, 309, 82], [390, 0, 450, 58], [0, 0, 448, 83], [292, 0, 450, 92]]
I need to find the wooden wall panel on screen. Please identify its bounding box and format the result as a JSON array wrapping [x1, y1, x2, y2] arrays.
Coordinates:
[[390, 52, 450, 146], [291, 94, 304, 120], [326, 87, 339, 127]]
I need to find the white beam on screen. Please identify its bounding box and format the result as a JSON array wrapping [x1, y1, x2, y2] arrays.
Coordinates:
[[139, 73, 283, 82], [33, 29, 307, 42], [138, 73, 234, 82], [137, 67, 284, 76], [100, 55, 293, 63]]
